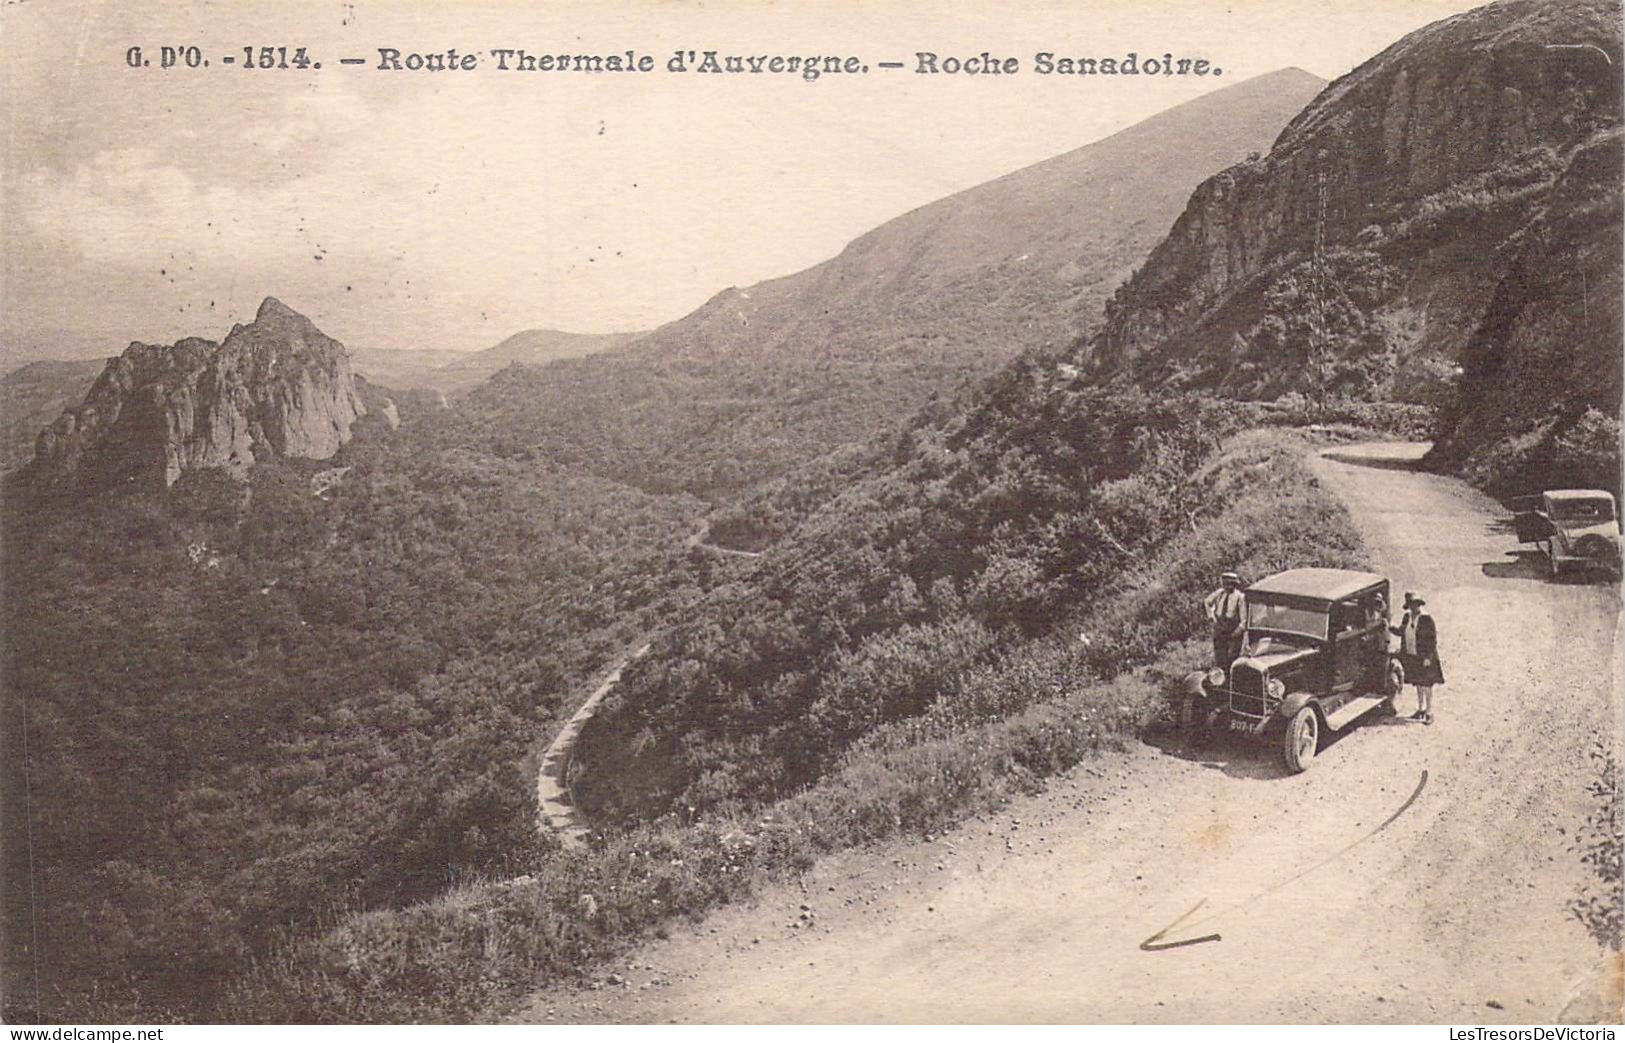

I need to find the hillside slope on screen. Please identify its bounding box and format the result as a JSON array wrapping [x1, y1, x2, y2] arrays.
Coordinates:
[[520, 445, 1621, 1025], [633, 67, 1324, 367], [1085, 0, 1622, 491], [451, 69, 1324, 499], [4, 328, 637, 463], [0, 359, 104, 473], [0, 377, 715, 1021]]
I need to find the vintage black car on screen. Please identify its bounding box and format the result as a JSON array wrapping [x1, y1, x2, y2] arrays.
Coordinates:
[[1511, 489, 1621, 579], [1179, 568, 1404, 772]]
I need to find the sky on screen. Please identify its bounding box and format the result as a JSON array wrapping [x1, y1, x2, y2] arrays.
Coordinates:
[[1, 0, 1491, 364]]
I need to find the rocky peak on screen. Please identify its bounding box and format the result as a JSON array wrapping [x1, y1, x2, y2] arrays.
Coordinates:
[[31, 298, 367, 491], [254, 295, 302, 324]]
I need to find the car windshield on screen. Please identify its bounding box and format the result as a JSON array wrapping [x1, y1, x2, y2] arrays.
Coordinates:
[[1246, 599, 1328, 640], [1549, 497, 1616, 523], [1242, 633, 1313, 657]]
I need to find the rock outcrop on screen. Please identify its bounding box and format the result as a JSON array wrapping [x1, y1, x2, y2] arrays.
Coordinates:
[[354, 376, 401, 431], [31, 298, 366, 491], [1086, 0, 1621, 415]]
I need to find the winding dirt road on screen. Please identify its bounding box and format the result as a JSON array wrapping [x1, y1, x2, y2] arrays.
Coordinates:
[[536, 644, 650, 845], [514, 443, 1622, 1023], [536, 520, 760, 844]]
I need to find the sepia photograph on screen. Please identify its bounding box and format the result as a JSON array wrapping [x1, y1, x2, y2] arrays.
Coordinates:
[[1, 0, 1621, 1027]]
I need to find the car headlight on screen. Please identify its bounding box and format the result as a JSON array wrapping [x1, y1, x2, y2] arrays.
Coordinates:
[[1207, 667, 1226, 687], [1266, 678, 1286, 699]]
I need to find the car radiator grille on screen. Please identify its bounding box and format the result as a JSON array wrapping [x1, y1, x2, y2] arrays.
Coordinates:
[[1228, 663, 1273, 722]]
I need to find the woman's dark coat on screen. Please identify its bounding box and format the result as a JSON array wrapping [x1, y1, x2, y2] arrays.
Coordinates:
[[1393, 612, 1445, 686]]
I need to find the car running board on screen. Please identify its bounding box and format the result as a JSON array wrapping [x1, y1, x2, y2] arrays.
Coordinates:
[[1323, 695, 1387, 732]]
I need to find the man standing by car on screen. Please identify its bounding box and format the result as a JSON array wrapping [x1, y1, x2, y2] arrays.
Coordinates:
[[1204, 571, 1246, 669], [1392, 592, 1444, 724]]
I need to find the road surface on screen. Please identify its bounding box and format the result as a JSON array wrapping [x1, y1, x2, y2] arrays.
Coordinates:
[[536, 643, 650, 845], [514, 443, 1622, 1023], [537, 518, 760, 844]]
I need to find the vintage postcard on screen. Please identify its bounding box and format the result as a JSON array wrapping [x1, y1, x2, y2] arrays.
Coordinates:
[[2, 0, 1620, 1028]]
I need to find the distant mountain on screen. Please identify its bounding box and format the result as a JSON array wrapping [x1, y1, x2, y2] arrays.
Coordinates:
[[458, 68, 1326, 498], [1084, 0, 1621, 492], [449, 328, 640, 371], [27, 298, 368, 492], [346, 346, 470, 392], [1, 359, 105, 473], [437, 329, 641, 386], [346, 330, 639, 394]]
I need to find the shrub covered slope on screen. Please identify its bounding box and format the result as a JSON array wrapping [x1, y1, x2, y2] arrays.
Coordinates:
[[224, 418, 1368, 1022]]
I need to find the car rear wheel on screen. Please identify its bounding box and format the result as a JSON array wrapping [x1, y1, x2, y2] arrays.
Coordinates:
[[1281, 706, 1319, 773]]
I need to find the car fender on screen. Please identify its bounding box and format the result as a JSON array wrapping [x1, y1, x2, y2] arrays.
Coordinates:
[[1174, 670, 1221, 730], [1574, 531, 1620, 560], [1278, 690, 1317, 722]]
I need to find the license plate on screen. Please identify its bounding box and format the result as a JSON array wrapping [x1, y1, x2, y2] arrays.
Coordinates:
[[1228, 719, 1252, 733]]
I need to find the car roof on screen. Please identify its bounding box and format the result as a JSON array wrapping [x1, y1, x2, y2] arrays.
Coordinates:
[[1544, 489, 1616, 502], [1246, 567, 1387, 602]]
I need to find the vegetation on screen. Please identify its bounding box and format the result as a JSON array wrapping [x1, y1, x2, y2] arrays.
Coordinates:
[[439, 354, 980, 501], [1451, 405, 1623, 501], [1, 336, 1385, 1025], [1430, 129, 1624, 500], [1570, 741, 1622, 953], [1085, 0, 1622, 503], [218, 421, 1367, 1022], [572, 374, 1373, 824], [0, 405, 728, 1022]]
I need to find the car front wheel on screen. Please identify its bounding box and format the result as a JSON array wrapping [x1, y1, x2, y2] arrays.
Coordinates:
[[1281, 706, 1319, 773]]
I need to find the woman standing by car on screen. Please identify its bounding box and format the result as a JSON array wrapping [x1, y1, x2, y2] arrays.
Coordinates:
[[1392, 592, 1444, 724]]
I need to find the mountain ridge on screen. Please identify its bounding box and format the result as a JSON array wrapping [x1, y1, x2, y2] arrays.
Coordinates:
[[623, 67, 1327, 367], [447, 68, 1327, 499]]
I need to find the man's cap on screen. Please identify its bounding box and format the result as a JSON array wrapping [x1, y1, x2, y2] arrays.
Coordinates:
[[1404, 591, 1425, 606], [1221, 571, 1241, 582]]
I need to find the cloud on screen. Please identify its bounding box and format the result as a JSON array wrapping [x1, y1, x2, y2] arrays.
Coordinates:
[[249, 89, 372, 154], [17, 90, 381, 269]]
